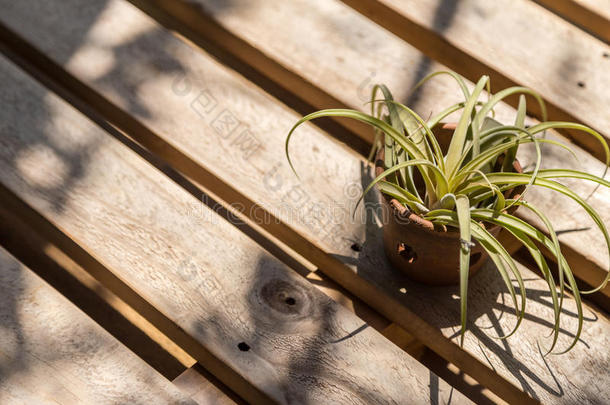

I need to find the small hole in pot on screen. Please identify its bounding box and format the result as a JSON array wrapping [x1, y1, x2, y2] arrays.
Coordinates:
[[350, 243, 362, 252], [397, 243, 417, 263], [237, 342, 250, 352], [577, 81, 585, 88], [285, 297, 296, 306]]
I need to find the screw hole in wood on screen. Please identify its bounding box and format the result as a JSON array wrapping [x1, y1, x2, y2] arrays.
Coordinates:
[[237, 342, 250, 352]]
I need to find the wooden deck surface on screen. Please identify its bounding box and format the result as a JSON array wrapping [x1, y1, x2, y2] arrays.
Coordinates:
[[0, 0, 609, 403], [0, 247, 195, 404]]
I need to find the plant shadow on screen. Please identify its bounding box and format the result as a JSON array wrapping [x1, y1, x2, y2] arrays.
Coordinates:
[[342, 161, 604, 401]]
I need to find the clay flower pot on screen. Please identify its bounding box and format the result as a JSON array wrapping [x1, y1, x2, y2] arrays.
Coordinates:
[[375, 124, 523, 285]]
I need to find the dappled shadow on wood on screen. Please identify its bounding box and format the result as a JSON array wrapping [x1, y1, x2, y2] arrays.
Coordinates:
[[0, 0, 196, 391], [0, 208, 187, 380], [0, 0, 110, 391], [187, 254, 403, 404], [0, 236, 191, 403]]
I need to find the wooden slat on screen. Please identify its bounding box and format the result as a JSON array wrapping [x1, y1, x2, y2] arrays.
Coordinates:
[[135, 0, 534, 125], [173, 364, 243, 405], [339, 0, 610, 161], [2, 0, 608, 403], [131, 0, 609, 303], [0, 190, 197, 381], [0, 247, 194, 405], [534, 0, 610, 43], [0, 54, 469, 404]]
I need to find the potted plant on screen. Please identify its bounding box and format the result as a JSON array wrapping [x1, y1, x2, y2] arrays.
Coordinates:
[[285, 71, 610, 353]]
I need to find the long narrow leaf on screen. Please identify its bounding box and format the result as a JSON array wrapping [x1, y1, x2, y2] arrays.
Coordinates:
[[470, 209, 583, 353], [411, 70, 470, 101], [285, 109, 432, 181], [424, 210, 525, 339], [502, 95, 526, 172], [456, 195, 472, 346], [446, 76, 489, 176], [355, 159, 447, 212]]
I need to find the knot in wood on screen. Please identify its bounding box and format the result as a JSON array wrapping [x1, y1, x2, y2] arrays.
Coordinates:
[[260, 279, 310, 316]]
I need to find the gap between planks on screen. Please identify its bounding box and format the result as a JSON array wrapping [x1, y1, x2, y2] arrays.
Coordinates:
[[0, 247, 196, 404], [0, 201, 195, 379], [533, 0, 610, 44]]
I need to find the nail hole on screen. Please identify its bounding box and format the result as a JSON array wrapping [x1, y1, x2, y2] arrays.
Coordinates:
[[237, 342, 250, 352], [603, 52, 609, 58], [350, 243, 362, 252], [285, 297, 296, 306], [397, 243, 417, 263], [577, 81, 585, 88]]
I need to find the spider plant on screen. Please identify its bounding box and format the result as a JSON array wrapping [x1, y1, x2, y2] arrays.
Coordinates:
[[285, 71, 610, 354]]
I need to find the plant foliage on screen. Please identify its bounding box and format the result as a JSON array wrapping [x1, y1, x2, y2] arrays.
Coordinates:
[[285, 71, 610, 354]]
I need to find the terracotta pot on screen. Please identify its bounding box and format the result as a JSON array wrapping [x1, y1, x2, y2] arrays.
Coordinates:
[[375, 123, 523, 285]]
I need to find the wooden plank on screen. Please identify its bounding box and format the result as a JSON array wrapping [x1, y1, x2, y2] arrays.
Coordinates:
[[534, 0, 610, 43], [0, 247, 195, 405], [339, 0, 610, 161], [131, 0, 609, 302], [173, 364, 243, 405], [1, 0, 607, 403], [0, 54, 469, 404], [133, 0, 535, 124], [0, 190, 198, 381]]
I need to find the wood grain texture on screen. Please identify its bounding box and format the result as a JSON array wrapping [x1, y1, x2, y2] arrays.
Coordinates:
[[0, 54, 469, 404], [134, 0, 610, 298], [0, 248, 194, 405], [0, 190, 197, 380], [340, 0, 610, 161], [173, 364, 242, 405], [1, 0, 607, 403], [534, 0, 610, 43]]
